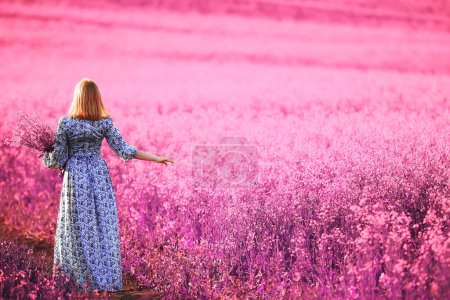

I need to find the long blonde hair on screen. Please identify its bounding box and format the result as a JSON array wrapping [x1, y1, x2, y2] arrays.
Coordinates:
[[68, 78, 110, 120]]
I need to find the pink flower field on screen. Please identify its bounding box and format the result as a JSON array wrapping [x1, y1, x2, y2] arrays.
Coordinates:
[[0, 0, 449, 298]]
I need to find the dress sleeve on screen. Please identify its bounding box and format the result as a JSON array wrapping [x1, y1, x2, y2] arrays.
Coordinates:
[[43, 117, 69, 169], [104, 117, 137, 162]]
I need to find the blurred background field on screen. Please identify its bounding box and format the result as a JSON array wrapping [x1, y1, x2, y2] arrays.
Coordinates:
[[0, 0, 449, 298]]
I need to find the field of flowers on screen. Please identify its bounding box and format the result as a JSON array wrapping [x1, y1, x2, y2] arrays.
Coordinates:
[[0, 0, 449, 298]]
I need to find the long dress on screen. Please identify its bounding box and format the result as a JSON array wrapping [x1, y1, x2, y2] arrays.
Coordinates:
[[42, 116, 137, 292]]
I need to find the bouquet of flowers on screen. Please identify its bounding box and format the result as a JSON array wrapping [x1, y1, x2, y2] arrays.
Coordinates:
[[4, 111, 64, 177]]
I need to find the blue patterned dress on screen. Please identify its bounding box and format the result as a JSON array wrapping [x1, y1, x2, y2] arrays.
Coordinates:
[[42, 116, 137, 292]]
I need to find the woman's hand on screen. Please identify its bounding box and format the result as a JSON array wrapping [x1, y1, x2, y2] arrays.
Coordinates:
[[156, 156, 174, 166], [134, 150, 174, 165]]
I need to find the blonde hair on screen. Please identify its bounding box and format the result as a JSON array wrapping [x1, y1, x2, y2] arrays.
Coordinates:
[[68, 78, 110, 120]]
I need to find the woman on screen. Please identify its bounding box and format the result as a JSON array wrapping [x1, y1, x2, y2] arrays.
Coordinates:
[[43, 78, 173, 292]]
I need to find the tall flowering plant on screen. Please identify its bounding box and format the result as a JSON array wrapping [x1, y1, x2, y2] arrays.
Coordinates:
[[4, 111, 64, 177]]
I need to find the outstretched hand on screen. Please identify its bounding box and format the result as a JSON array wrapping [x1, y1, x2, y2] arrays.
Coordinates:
[[156, 156, 174, 166]]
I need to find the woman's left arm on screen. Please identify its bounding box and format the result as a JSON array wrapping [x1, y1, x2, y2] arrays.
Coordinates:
[[43, 117, 68, 170]]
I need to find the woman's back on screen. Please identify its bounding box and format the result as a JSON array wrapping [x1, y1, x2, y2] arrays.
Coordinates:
[[65, 116, 108, 157], [43, 116, 137, 170]]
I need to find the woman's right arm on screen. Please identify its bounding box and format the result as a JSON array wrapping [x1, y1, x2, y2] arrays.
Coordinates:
[[104, 117, 173, 166], [134, 150, 174, 166]]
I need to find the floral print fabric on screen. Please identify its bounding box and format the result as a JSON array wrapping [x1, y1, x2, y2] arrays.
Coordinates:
[[43, 116, 137, 292]]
